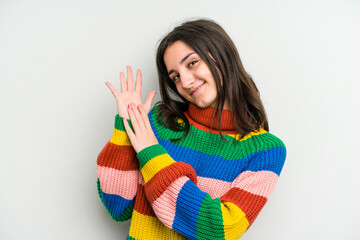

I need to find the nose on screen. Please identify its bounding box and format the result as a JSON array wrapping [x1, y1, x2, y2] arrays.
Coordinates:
[[180, 71, 195, 88]]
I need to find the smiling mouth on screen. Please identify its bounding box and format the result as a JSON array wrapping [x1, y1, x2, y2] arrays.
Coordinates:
[[191, 83, 205, 95]]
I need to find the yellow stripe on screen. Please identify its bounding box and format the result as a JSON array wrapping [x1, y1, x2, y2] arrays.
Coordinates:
[[228, 128, 267, 141], [110, 129, 131, 146], [221, 202, 249, 240], [129, 210, 187, 240], [142, 154, 174, 183]]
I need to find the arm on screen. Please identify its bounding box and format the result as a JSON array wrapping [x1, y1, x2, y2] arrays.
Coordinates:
[[97, 115, 139, 221], [97, 66, 156, 221], [123, 104, 286, 239], [136, 140, 286, 240]]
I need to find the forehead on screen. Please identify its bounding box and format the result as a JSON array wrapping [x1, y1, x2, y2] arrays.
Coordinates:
[[164, 41, 196, 67]]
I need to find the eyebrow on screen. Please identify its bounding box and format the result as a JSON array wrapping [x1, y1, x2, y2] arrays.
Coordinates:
[[168, 52, 196, 75]]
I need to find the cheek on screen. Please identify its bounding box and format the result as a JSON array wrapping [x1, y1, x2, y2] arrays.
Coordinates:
[[207, 82, 219, 101], [175, 85, 188, 98]]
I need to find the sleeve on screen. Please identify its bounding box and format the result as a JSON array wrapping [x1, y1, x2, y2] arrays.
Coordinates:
[[97, 114, 140, 222], [136, 138, 286, 240]]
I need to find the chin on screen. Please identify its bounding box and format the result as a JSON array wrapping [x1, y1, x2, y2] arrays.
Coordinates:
[[194, 100, 216, 109], [195, 104, 208, 109]]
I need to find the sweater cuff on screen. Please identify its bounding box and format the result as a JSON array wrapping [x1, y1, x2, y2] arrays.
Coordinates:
[[114, 114, 133, 131], [110, 115, 133, 146], [137, 144, 175, 183]]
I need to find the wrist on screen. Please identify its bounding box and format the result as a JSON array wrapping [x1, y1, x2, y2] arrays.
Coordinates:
[[137, 144, 167, 168], [133, 140, 159, 154], [116, 114, 133, 131]]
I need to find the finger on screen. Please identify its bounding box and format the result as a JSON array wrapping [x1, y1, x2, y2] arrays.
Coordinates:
[[144, 91, 157, 113], [105, 81, 119, 98], [131, 102, 146, 131], [128, 103, 141, 134], [127, 66, 134, 91], [138, 104, 152, 129], [135, 69, 142, 93], [120, 71, 126, 92], [123, 118, 135, 140]]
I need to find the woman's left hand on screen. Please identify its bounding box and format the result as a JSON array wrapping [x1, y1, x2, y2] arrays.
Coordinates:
[[123, 102, 159, 153]]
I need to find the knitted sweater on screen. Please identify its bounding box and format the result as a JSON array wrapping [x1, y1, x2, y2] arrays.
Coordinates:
[[97, 103, 286, 240]]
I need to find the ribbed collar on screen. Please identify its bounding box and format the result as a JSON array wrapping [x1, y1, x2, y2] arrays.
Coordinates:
[[185, 103, 235, 130]]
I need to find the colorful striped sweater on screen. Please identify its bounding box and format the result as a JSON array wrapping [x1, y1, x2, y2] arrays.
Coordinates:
[[97, 103, 286, 240]]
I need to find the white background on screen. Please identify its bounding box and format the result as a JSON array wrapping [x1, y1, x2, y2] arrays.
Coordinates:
[[1, 0, 359, 239]]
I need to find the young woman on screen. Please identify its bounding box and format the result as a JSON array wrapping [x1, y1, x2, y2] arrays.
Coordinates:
[[97, 19, 286, 240]]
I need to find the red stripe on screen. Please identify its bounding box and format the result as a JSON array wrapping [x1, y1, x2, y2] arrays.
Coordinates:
[[144, 162, 198, 204], [97, 141, 139, 170], [185, 112, 238, 135], [186, 103, 236, 130], [220, 187, 267, 226], [133, 184, 156, 217]]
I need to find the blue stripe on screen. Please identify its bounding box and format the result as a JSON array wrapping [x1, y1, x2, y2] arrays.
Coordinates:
[[246, 146, 286, 175], [148, 109, 286, 180], [100, 189, 135, 218], [172, 179, 207, 239]]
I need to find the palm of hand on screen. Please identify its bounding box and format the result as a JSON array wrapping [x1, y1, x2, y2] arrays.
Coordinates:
[[105, 66, 156, 119], [116, 90, 143, 119]]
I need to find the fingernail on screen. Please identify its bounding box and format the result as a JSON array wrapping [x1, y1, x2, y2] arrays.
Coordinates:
[[128, 104, 131, 109]]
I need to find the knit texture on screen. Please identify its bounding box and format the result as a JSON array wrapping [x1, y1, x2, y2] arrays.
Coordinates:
[[97, 103, 286, 240]]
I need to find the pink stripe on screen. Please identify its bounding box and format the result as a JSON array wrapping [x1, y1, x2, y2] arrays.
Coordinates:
[[197, 177, 232, 198], [151, 176, 189, 228], [232, 170, 279, 198], [97, 165, 138, 200]]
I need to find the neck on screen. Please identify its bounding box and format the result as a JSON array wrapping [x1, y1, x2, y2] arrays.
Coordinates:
[[210, 99, 230, 110], [185, 103, 236, 131]]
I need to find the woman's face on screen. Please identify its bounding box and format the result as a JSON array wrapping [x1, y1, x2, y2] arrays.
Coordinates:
[[163, 41, 219, 109]]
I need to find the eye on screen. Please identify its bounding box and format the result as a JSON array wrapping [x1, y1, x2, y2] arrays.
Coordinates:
[[188, 60, 198, 67], [172, 74, 180, 82]]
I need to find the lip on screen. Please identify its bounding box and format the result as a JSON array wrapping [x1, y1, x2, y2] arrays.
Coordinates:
[[191, 83, 205, 95]]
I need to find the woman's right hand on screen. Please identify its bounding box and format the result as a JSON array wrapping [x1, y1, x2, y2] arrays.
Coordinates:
[[105, 66, 156, 119]]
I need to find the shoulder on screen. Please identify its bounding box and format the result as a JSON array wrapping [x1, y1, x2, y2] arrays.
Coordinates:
[[237, 129, 287, 176], [259, 130, 286, 150], [148, 102, 186, 126], [148, 103, 165, 126], [237, 128, 285, 151], [258, 130, 287, 168], [244, 129, 286, 161], [147, 103, 178, 132]]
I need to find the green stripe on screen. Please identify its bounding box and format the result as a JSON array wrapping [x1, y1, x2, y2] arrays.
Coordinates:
[[137, 144, 168, 169], [97, 178, 134, 222], [264, 132, 286, 149], [196, 194, 225, 239], [115, 114, 133, 131], [150, 109, 283, 159]]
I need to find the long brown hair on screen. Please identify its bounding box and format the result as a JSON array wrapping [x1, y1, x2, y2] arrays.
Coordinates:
[[155, 18, 268, 141]]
